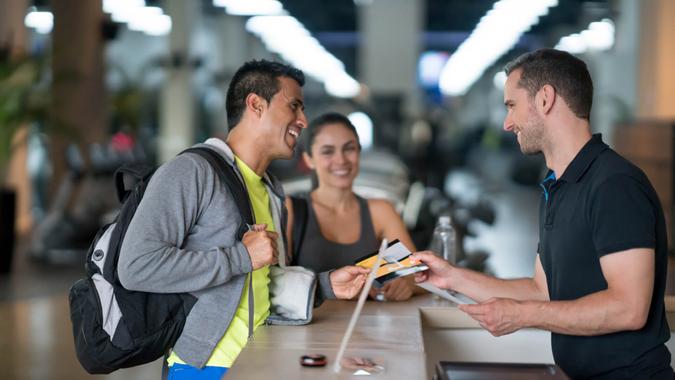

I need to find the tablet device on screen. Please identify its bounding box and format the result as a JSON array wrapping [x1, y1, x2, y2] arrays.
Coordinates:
[[416, 281, 476, 304]]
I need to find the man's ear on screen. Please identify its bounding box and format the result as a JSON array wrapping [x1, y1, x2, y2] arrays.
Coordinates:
[[302, 151, 314, 169], [245, 93, 265, 117], [538, 84, 556, 115]]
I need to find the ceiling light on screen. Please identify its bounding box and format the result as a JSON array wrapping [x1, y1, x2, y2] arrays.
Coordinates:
[[555, 19, 615, 54], [103, 0, 172, 36], [325, 72, 361, 99], [24, 10, 53, 34], [439, 0, 559, 96], [104, 0, 145, 22], [128, 11, 172, 36], [214, 0, 284, 16], [103, 0, 144, 15], [246, 15, 361, 98]]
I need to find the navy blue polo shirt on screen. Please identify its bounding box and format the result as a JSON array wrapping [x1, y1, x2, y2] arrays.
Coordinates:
[[538, 134, 671, 379]]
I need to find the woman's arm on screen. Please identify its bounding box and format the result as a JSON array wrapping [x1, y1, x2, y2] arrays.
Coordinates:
[[368, 199, 416, 251], [368, 198, 424, 299]]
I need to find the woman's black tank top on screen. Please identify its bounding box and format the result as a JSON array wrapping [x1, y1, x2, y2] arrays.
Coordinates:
[[295, 194, 379, 273]]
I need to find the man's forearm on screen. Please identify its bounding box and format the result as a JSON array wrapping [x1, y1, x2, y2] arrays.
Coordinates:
[[453, 267, 548, 303], [522, 289, 647, 335], [118, 241, 252, 293]]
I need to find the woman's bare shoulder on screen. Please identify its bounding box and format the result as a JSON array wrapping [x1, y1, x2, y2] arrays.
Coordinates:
[[366, 198, 400, 221]]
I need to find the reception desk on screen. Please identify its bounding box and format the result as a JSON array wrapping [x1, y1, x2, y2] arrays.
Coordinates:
[[228, 295, 550, 379], [229, 296, 429, 379], [229, 295, 675, 379]]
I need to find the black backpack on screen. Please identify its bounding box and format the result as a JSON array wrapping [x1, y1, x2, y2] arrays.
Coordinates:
[[68, 147, 254, 374], [289, 195, 309, 265]]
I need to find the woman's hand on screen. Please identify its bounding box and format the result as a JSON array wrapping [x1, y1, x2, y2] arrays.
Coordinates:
[[329, 265, 371, 299], [369, 277, 415, 301]]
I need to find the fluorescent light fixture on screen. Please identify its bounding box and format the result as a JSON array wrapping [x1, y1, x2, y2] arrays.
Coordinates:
[[555, 19, 615, 54], [325, 72, 361, 99], [556, 35, 585, 54], [214, 0, 284, 16], [439, 0, 559, 96], [25, 10, 53, 34], [103, 0, 172, 36], [127, 7, 171, 35], [348, 112, 374, 150], [104, 0, 144, 22], [128, 12, 172, 36], [103, 0, 144, 15], [246, 15, 361, 98]]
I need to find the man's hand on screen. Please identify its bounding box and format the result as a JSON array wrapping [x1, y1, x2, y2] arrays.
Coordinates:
[[411, 251, 455, 289], [459, 298, 527, 336], [242, 224, 279, 270], [330, 265, 370, 299], [369, 277, 415, 301]]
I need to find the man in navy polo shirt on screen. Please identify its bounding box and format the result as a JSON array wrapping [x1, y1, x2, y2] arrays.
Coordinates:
[[413, 48, 672, 379]]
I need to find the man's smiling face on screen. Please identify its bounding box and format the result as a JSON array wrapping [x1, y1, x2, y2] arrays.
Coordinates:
[[259, 76, 307, 159]]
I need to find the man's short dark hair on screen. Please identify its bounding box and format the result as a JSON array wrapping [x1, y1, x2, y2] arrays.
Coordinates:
[[226, 60, 305, 129], [504, 48, 593, 120]]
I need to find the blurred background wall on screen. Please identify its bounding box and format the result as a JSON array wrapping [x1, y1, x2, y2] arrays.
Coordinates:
[[1, 0, 675, 286]]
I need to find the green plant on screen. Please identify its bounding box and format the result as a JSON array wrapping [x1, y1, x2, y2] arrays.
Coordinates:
[[108, 60, 156, 136], [111, 84, 144, 134], [0, 55, 49, 182]]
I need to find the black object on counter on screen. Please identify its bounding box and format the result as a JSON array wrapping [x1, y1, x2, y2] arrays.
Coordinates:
[[435, 361, 569, 380], [300, 354, 327, 367]]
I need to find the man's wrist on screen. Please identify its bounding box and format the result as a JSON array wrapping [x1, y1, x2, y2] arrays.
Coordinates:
[[519, 300, 540, 329], [445, 265, 462, 291]]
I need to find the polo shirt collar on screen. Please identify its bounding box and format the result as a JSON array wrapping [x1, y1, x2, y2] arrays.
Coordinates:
[[558, 133, 609, 183]]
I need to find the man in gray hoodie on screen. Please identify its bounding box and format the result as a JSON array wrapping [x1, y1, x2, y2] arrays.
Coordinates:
[[118, 60, 369, 379]]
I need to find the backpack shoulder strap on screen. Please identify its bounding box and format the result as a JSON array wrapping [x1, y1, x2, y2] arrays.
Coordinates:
[[106, 171, 154, 283], [114, 163, 155, 203], [290, 195, 308, 265], [182, 147, 254, 240]]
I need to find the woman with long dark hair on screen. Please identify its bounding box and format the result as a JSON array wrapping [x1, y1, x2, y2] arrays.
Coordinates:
[[286, 112, 421, 301]]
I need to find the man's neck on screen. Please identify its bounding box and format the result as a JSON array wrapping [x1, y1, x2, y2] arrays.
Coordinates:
[[226, 127, 270, 176], [544, 118, 592, 179]]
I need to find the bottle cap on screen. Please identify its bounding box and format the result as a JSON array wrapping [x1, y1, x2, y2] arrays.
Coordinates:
[[438, 216, 451, 226]]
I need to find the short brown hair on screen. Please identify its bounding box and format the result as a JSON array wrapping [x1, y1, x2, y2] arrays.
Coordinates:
[[504, 48, 593, 120]]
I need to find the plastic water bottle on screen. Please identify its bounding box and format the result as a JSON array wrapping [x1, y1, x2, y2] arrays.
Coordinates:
[[429, 216, 456, 264]]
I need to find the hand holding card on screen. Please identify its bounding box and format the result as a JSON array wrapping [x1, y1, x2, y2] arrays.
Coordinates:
[[355, 240, 429, 287]]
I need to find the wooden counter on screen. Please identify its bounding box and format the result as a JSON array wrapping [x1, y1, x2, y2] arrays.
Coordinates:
[[228, 295, 675, 379], [228, 296, 439, 379]]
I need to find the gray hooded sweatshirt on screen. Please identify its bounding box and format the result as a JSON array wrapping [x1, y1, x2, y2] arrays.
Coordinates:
[[117, 139, 334, 368]]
